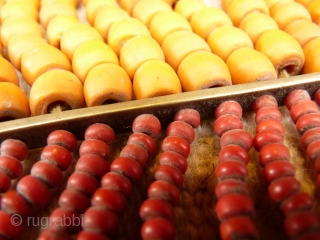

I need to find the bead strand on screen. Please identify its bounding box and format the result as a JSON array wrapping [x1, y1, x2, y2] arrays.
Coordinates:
[[76, 114, 161, 239], [213, 101, 258, 240], [139, 108, 200, 240], [38, 123, 115, 239], [0, 130, 77, 240], [253, 94, 320, 239]]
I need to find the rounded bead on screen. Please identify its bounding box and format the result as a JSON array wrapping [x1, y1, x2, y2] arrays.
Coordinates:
[[259, 143, 291, 166], [79, 140, 110, 160], [173, 108, 201, 128], [161, 136, 190, 159], [17, 175, 51, 207], [0, 171, 11, 193], [77, 231, 110, 240], [166, 121, 195, 144], [280, 191, 313, 216], [31, 161, 63, 188], [218, 145, 249, 165], [215, 161, 248, 181], [220, 129, 253, 152], [263, 161, 295, 183], [253, 95, 278, 113], [0, 155, 23, 179], [120, 144, 148, 168], [154, 165, 184, 188], [40, 145, 73, 171], [67, 172, 99, 196], [101, 172, 132, 198], [215, 194, 255, 221], [285, 89, 311, 110], [301, 127, 320, 149], [147, 180, 180, 205], [214, 114, 243, 137], [84, 123, 115, 145], [47, 130, 77, 152], [127, 133, 156, 155], [306, 139, 320, 161], [215, 101, 242, 119], [141, 217, 176, 240], [58, 188, 91, 213], [49, 208, 81, 234], [253, 131, 284, 151], [255, 107, 282, 124], [139, 199, 175, 221], [215, 179, 249, 199], [75, 154, 110, 180], [290, 100, 318, 123], [268, 177, 301, 203], [256, 119, 285, 136], [0, 211, 23, 239], [296, 113, 320, 135], [110, 157, 142, 183], [1, 190, 33, 217], [158, 151, 188, 174], [0, 139, 28, 161], [132, 114, 161, 139], [38, 228, 74, 240]]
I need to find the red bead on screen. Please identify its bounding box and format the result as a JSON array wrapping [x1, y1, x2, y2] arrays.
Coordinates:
[[31, 161, 63, 188], [218, 145, 249, 165], [49, 208, 82, 234], [47, 130, 77, 152], [127, 133, 156, 155], [58, 188, 91, 213], [215, 161, 248, 181], [154, 165, 184, 188], [297, 232, 320, 240], [84, 123, 115, 145], [119, 143, 148, 168], [215, 101, 242, 119], [285, 89, 311, 110], [166, 121, 195, 144], [268, 177, 300, 203], [141, 217, 176, 240], [253, 131, 283, 151], [139, 199, 175, 221], [101, 172, 132, 198], [132, 114, 161, 138], [41, 145, 73, 171], [314, 88, 320, 106], [161, 136, 190, 158], [148, 180, 180, 205], [82, 207, 119, 236], [0, 155, 23, 179], [306, 139, 320, 161], [220, 129, 253, 152], [290, 100, 318, 123], [256, 119, 284, 136], [77, 231, 110, 240], [158, 151, 188, 174], [280, 191, 313, 216], [0, 139, 28, 161], [253, 95, 278, 113], [17, 175, 51, 207], [0, 210, 23, 239], [296, 113, 320, 135], [255, 107, 282, 124], [173, 108, 200, 128], [38, 228, 73, 240], [219, 215, 257, 240], [259, 143, 290, 166], [284, 211, 320, 238], [79, 139, 110, 160], [1, 190, 33, 217], [263, 160, 295, 183], [110, 157, 142, 183], [75, 154, 110, 179], [301, 127, 320, 149], [214, 114, 243, 137], [0, 171, 11, 193], [215, 179, 249, 199], [91, 188, 126, 215], [215, 194, 255, 221], [67, 171, 99, 196]]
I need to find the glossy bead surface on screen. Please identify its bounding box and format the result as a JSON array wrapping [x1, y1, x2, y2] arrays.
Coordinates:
[[75, 154, 110, 179], [256, 119, 285, 136], [285, 89, 311, 110], [166, 121, 195, 144], [58, 188, 91, 213], [154, 165, 184, 188], [132, 114, 161, 138], [31, 161, 63, 188], [280, 191, 313, 216], [255, 107, 282, 124], [215, 179, 249, 199], [220, 129, 253, 152], [49, 208, 81, 234], [173, 108, 201, 128], [47, 130, 77, 152], [268, 177, 300, 203], [289, 100, 318, 123], [218, 145, 249, 165], [119, 143, 148, 168], [101, 172, 132, 197], [84, 123, 115, 145], [215, 101, 242, 118], [0, 211, 23, 239], [141, 217, 176, 240], [1, 190, 33, 217], [214, 114, 243, 137], [127, 133, 156, 155], [0, 155, 23, 179], [259, 143, 291, 166], [215, 161, 248, 181], [301, 127, 320, 149], [296, 113, 320, 135], [79, 139, 110, 160], [148, 180, 180, 205], [263, 160, 295, 183], [0, 139, 28, 161], [0, 171, 11, 193], [139, 199, 175, 221], [110, 157, 142, 183], [158, 151, 188, 174], [161, 136, 190, 158], [253, 131, 284, 151], [253, 95, 278, 113], [220, 215, 257, 240], [67, 172, 99, 196], [306, 139, 320, 161], [40, 145, 73, 171]]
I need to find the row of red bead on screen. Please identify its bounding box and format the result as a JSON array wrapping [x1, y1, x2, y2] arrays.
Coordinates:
[[38, 123, 116, 240], [0, 130, 77, 240], [75, 114, 161, 239], [213, 101, 258, 240], [139, 108, 200, 240], [253, 94, 320, 240]]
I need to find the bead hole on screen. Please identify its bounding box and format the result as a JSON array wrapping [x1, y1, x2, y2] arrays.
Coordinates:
[[102, 99, 118, 105], [0, 116, 16, 122], [47, 101, 72, 113]]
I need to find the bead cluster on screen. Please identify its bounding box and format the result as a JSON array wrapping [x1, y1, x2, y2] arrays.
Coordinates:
[[253, 94, 320, 239], [139, 108, 200, 240], [0, 130, 77, 239], [213, 101, 257, 240], [38, 123, 115, 239]]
